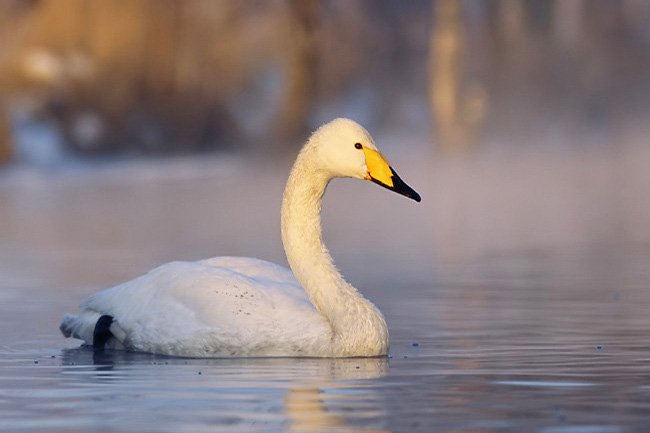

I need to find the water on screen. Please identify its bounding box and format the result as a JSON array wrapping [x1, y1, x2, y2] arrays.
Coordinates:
[[1, 145, 650, 432]]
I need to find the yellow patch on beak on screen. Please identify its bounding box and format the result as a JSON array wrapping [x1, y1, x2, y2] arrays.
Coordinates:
[[363, 148, 394, 187]]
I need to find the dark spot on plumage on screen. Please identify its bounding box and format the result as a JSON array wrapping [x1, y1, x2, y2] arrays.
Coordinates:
[[93, 315, 114, 352]]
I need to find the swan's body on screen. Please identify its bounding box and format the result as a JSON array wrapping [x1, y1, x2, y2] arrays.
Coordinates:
[[60, 118, 420, 357]]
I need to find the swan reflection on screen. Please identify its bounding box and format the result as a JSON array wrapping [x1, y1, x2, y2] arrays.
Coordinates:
[[60, 349, 390, 432]]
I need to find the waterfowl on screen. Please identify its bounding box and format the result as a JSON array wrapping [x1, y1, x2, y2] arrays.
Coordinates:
[[60, 118, 420, 357]]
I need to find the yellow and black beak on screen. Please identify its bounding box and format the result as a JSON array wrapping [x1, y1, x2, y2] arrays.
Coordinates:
[[363, 148, 421, 202]]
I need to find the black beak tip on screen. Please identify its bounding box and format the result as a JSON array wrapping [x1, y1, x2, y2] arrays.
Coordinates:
[[389, 167, 421, 203], [371, 168, 422, 203], [400, 183, 421, 202]]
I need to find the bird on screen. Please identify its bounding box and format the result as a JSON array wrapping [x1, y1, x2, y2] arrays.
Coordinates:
[[60, 118, 421, 358]]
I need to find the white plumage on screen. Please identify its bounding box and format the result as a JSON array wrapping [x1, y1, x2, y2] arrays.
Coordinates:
[[60, 118, 420, 357]]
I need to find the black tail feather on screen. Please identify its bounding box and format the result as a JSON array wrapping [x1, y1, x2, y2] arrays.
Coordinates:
[[93, 315, 114, 351]]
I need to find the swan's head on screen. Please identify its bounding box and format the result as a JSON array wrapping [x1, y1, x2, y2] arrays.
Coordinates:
[[311, 118, 421, 202]]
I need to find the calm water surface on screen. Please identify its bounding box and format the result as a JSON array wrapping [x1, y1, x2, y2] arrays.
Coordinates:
[[3, 251, 649, 432], [1, 152, 650, 432]]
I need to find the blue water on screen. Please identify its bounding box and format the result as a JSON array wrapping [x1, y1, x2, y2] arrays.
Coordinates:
[[2, 249, 650, 432], [1, 151, 650, 432]]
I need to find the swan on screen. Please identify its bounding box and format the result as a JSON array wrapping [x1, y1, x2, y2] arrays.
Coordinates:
[[60, 118, 421, 357]]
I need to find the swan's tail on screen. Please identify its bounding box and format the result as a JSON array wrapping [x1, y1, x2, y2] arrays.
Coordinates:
[[60, 310, 103, 345], [61, 310, 126, 350]]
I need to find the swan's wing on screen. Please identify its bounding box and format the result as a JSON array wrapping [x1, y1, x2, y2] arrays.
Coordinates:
[[198, 256, 299, 285], [76, 258, 330, 356]]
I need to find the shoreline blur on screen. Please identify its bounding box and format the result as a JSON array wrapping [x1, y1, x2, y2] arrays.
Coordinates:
[[1, 1, 649, 164]]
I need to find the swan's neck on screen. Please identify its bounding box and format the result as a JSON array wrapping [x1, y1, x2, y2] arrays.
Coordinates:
[[281, 147, 388, 356]]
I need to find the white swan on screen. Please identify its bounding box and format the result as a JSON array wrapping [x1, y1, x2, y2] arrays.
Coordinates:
[[60, 118, 420, 357]]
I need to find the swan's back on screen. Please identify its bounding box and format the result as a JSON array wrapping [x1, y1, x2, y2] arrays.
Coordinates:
[[63, 257, 333, 357]]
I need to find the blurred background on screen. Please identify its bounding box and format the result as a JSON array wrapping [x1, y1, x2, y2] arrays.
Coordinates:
[[1, 0, 648, 157], [0, 0, 649, 273]]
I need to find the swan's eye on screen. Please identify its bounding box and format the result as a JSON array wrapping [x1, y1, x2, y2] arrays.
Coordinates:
[[354, 143, 363, 150]]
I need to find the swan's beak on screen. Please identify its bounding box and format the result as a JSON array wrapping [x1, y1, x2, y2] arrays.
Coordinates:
[[363, 148, 421, 202]]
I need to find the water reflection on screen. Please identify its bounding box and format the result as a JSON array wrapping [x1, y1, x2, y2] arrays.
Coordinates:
[[58, 347, 389, 432], [283, 359, 388, 433]]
